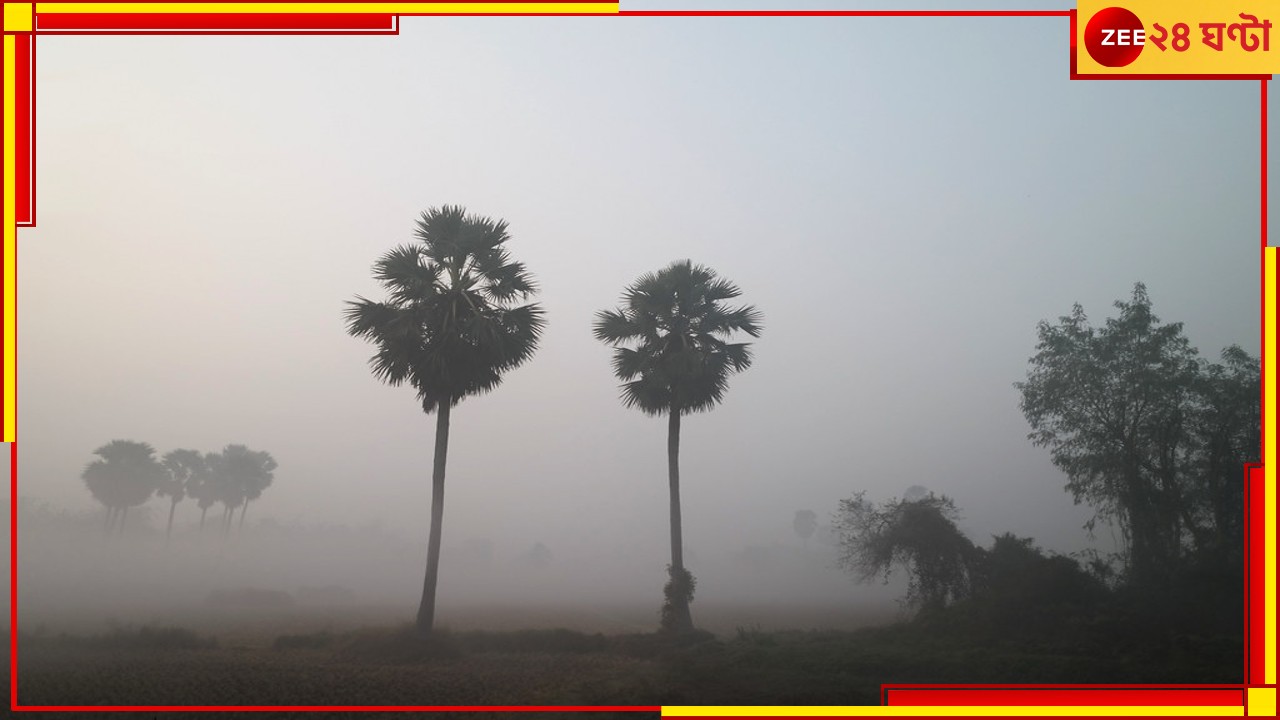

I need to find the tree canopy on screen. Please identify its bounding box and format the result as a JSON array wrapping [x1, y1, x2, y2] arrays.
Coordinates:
[[593, 259, 762, 416], [1016, 283, 1258, 584], [82, 440, 167, 531], [834, 492, 978, 611], [345, 205, 546, 414]]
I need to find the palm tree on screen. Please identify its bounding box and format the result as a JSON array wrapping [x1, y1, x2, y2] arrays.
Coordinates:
[[345, 205, 545, 636], [593, 260, 761, 632], [203, 449, 243, 538], [82, 440, 166, 535], [191, 452, 222, 532], [159, 449, 206, 544], [224, 444, 276, 533]]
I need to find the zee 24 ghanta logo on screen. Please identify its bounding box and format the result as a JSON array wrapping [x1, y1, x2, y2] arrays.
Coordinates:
[[1084, 6, 1271, 67]]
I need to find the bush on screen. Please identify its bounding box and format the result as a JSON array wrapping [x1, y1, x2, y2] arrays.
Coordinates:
[[661, 565, 696, 631]]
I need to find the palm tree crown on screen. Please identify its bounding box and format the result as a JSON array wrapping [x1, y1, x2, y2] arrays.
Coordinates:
[[82, 440, 165, 509], [593, 260, 762, 414], [344, 205, 546, 412]]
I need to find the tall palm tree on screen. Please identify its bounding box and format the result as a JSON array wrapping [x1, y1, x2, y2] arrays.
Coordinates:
[[593, 260, 761, 632], [82, 440, 166, 535], [159, 449, 206, 544], [345, 205, 545, 636]]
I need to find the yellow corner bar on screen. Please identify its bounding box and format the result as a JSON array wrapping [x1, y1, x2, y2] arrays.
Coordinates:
[[3, 34, 15, 443], [4, 3, 34, 31], [35, 3, 618, 14], [1267, 246, 1277, 685]]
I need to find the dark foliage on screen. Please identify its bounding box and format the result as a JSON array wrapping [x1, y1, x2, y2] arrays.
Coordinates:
[[1016, 283, 1258, 586], [834, 492, 978, 611], [660, 565, 697, 632]]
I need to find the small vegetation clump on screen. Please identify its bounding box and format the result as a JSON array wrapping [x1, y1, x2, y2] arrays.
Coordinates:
[[660, 566, 697, 632], [38, 625, 219, 651], [272, 631, 334, 651]]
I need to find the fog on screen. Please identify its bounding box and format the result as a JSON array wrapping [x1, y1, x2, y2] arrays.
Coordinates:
[[10, 4, 1263, 637]]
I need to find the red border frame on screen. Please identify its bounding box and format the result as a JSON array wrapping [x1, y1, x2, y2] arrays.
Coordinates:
[[2, 3, 1270, 715]]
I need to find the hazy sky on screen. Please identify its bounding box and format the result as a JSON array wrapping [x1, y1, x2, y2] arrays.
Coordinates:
[[15, 2, 1268, 579]]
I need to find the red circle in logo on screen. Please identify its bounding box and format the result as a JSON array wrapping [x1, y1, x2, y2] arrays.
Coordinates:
[[1084, 7, 1145, 67]]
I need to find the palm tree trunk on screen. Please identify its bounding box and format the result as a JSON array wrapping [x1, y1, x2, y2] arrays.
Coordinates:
[[238, 499, 249, 534], [166, 499, 177, 545], [416, 400, 452, 636], [667, 406, 694, 632], [119, 506, 129, 535], [199, 506, 208, 531], [104, 506, 114, 535]]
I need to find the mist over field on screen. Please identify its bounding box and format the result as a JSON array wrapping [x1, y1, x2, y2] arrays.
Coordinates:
[[9, 486, 902, 638], [5, 1, 1264, 705]]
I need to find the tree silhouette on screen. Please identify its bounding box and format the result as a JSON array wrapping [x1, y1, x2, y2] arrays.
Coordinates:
[[835, 491, 978, 612], [159, 449, 206, 544], [793, 510, 818, 548], [345, 205, 545, 636], [82, 440, 166, 535], [204, 449, 243, 537], [1015, 283, 1234, 586], [593, 260, 762, 632], [1187, 345, 1259, 559], [203, 444, 276, 537], [190, 452, 222, 532], [226, 444, 277, 533]]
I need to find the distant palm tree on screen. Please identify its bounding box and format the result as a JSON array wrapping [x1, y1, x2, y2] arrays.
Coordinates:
[[203, 449, 244, 538], [82, 440, 166, 535], [191, 452, 222, 532], [345, 205, 545, 636], [593, 260, 761, 632], [159, 449, 206, 544], [228, 445, 276, 533]]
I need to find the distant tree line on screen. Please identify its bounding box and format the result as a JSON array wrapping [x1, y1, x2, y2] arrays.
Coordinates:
[[82, 441, 276, 541]]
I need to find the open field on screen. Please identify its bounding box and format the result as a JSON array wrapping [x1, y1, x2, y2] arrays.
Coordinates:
[[8, 599, 1243, 710]]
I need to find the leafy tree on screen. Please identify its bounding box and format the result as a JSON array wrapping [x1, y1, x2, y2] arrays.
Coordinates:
[[970, 533, 1105, 608], [82, 440, 166, 535], [835, 492, 977, 611], [1015, 283, 1255, 585], [594, 260, 762, 632], [345, 205, 545, 636], [793, 509, 818, 548], [1186, 345, 1259, 559], [158, 449, 206, 543]]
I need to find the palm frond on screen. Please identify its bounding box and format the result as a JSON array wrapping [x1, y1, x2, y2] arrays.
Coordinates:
[[593, 309, 644, 343]]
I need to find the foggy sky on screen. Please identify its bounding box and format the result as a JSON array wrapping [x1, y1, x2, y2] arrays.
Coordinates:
[[14, 2, 1266, 603]]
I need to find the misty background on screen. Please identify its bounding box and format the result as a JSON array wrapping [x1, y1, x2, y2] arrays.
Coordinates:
[[8, 2, 1268, 633]]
